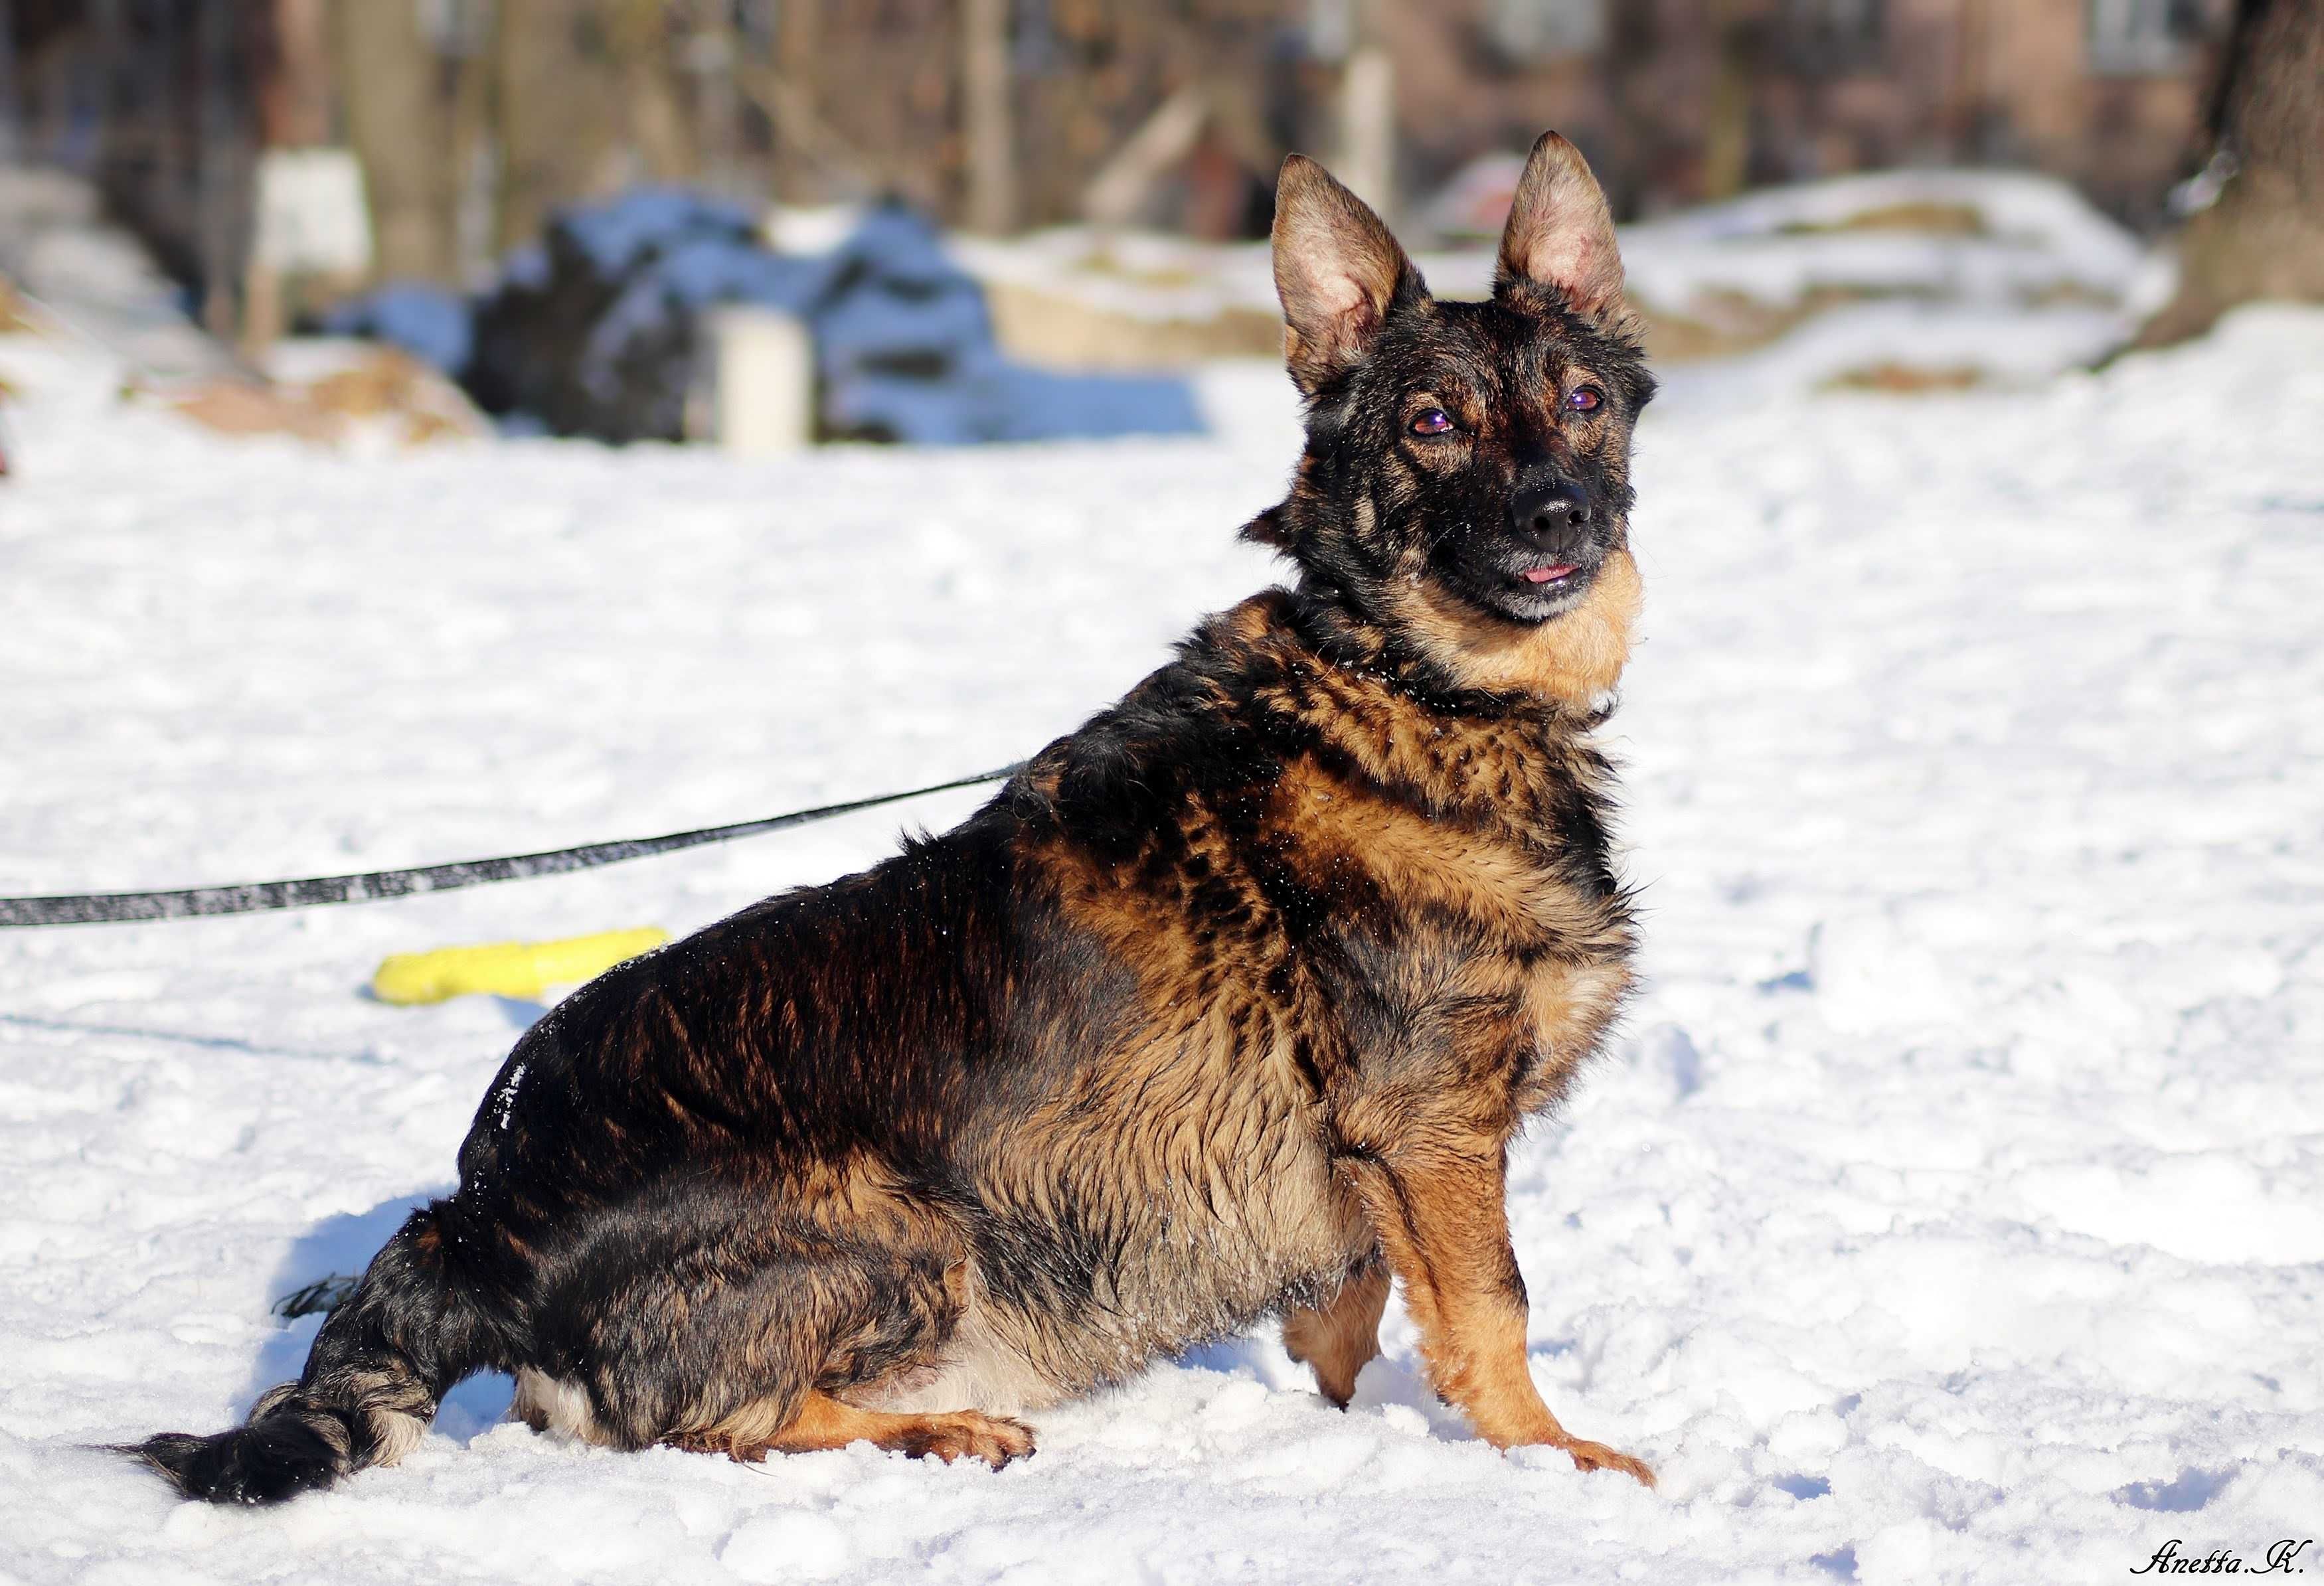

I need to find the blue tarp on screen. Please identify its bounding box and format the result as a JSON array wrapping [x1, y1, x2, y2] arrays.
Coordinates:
[[325, 191, 1202, 447]]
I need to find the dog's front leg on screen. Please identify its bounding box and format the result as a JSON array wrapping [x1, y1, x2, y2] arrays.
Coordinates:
[[1282, 1256, 1390, 1407], [1343, 1147, 1653, 1486]]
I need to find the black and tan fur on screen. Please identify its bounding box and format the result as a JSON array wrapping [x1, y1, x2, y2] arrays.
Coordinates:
[[128, 131, 1660, 1503]]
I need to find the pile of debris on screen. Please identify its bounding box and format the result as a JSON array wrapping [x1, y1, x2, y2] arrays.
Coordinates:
[[165, 344, 491, 449], [331, 190, 1202, 446]]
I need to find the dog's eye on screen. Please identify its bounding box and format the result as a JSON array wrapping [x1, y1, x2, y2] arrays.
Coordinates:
[[1410, 408, 1455, 436], [1567, 386, 1605, 414]]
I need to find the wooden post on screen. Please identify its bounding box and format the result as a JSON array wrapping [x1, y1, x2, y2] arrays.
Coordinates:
[[708, 305, 815, 455]]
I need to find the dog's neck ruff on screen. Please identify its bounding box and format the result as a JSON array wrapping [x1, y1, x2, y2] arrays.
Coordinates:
[[1281, 574, 1629, 730]]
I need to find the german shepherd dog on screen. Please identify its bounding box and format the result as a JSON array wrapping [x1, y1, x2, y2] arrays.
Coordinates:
[[129, 131, 1657, 1503]]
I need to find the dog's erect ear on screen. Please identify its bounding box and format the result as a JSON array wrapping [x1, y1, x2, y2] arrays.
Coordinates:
[[1271, 155, 1424, 393], [1495, 131, 1625, 322]]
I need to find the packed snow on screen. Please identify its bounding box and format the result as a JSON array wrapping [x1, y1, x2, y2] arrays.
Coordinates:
[[2, 260, 2322, 1583]]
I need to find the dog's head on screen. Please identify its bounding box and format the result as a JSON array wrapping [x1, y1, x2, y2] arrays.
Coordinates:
[[1246, 133, 1654, 703]]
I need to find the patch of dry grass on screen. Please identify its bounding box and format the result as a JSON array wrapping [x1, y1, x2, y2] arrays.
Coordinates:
[[1820, 361, 1988, 394]]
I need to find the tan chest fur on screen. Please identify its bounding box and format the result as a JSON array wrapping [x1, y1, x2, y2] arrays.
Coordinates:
[[969, 833, 1372, 1398]]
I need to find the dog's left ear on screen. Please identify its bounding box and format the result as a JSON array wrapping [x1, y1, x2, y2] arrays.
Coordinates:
[[1271, 155, 1426, 394], [1495, 131, 1625, 322]]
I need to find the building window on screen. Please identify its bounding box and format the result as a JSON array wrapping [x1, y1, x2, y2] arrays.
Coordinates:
[[1480, 0, 1609, 64], [2086, 0, 2208, 74], [1786, 0, 1886, 71]]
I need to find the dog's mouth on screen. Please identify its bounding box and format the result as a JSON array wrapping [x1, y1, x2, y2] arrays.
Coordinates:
[[1446, 545, 1604, 623], [1514, 561, 1580, 587], [1422, 522, 1612, 626]]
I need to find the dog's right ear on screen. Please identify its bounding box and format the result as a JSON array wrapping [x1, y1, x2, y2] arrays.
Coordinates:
[[1271, 155, 1425, 394], [1495, 131, 1625, 322]]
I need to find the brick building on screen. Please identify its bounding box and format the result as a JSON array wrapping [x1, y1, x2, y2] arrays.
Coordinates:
[[1371, 0, 2229, 227]]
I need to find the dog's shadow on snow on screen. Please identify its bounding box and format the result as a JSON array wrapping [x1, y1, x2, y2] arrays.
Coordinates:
[[242, 1187, 517, 1443], [238, 999, 550, 1441]]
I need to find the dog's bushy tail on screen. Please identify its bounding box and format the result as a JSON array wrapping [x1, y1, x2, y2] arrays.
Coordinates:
[[125, 1206, 496, 1505]]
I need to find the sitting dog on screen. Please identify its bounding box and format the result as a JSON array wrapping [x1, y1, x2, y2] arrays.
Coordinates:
[[131, 131, 1657, 1502]]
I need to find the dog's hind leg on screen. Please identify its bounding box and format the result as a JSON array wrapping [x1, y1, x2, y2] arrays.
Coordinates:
[[653, 1249, 1035, 1468], [545, 1216, 1035, 1471], [1282, 1255, 1390, 1408], [684, 1390, 1035, 1468]]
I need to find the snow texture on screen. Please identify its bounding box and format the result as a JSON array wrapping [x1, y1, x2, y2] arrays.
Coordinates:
[[0, 165, 234, 380], [1, 286, 2321, 1583]]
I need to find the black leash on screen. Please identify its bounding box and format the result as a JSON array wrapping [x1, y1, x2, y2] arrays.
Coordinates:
[[0, 765, 1021, 928]]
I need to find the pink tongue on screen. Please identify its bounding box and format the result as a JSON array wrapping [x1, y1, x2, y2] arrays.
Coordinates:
[[1523, 564, 1578, 584]]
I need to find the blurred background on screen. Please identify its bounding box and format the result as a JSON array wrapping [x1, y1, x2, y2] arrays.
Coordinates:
[[0, 0, 2315, 453], [1, 16, 2322, 1571], [0, 0, 2313, 453]]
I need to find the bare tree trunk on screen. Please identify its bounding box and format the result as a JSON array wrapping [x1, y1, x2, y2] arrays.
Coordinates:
[[2137, 0, 2324, 347], [195, 0, 244, 340], [337, 0, 454, 281], [1339, 48, 1396, 221], [773, 0, 821, 202], [244, 0, 333, 349], [0, 0, 22, 164], [1701, 0, 1756, 202], [495, 0, 564, 252], [610, 0, 695, 183], [1336, 0, 1396, 222], [495, 0, 614, 253], [1081, 84, 1208, 228], [260, 0, 331, 148], [448, 10, 497, 283], [961, 0, 1015, 232], [691, 7, 742, 199]]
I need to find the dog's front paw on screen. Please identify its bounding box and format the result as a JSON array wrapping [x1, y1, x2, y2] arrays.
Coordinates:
[[1558, 1436, 1655, 1488], [894, 1411, 1037, 1470], [1282, 1329, 1363, 1408]]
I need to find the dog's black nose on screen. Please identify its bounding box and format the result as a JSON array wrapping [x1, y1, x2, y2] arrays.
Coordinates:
[[1511, 482, 1592, 550]]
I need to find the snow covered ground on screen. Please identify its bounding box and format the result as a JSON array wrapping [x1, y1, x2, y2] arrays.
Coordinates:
[[1, 284, 2321, 1584]]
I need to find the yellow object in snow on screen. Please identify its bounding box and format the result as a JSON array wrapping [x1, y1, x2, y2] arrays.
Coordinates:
[[371, 928, 669, 1006]]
